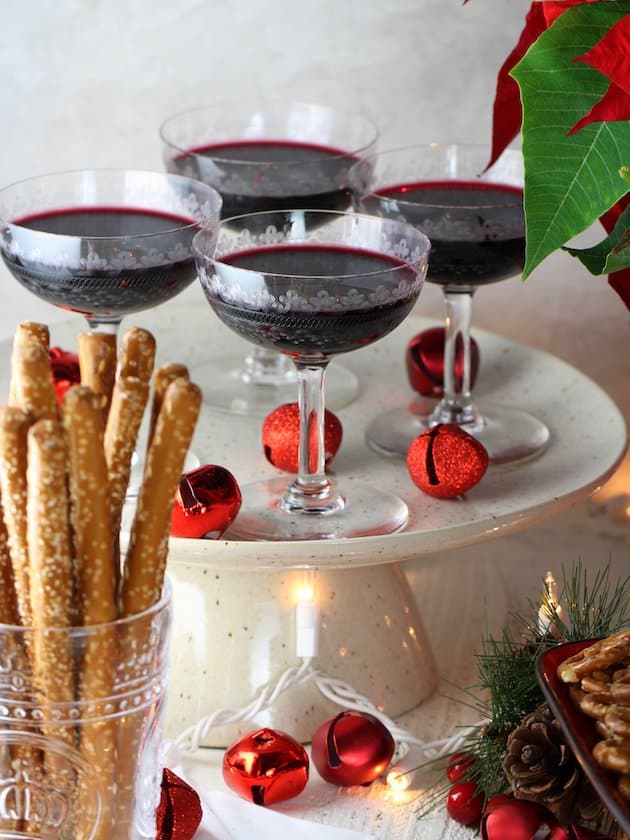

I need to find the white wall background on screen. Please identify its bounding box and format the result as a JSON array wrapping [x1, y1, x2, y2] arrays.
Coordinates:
[[1, 0, 628, 593]]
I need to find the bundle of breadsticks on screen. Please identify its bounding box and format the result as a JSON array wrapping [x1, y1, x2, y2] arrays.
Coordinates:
[[0, 320, 201, 837], [557, 629, 630, 805]]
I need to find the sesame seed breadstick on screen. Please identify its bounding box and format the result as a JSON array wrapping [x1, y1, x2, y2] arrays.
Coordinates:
[[117, 326, 156, 384], [63, 386, 117, 625], [62, 385, 118, 840], [116, 377, 199, 828], [77, 332, 117, 418], [8, 321, 49, 407], [147, 363, 189, 450], [0, 502, 19, 627], [10, 332, 57, 422], [26, 419, 75, 760], [104, 375, 150, 541], [122, 377, 201, 616], [0, 407, 33, 628]]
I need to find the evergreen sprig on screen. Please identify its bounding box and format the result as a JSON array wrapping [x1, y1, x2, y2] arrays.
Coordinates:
[[415, 558, 630, 810]]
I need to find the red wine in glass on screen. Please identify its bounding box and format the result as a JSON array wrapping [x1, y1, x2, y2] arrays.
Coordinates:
[[4, 207, 201, 322], [178, 140, 357, 219], [208, 244, 421, 355], [374, 181, 525, 288]]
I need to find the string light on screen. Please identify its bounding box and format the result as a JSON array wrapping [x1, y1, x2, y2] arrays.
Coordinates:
[[170, 570, 485, 775], [537, 569, 562, 638]]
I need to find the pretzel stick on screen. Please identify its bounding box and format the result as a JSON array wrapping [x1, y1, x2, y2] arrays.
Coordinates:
[[8, 321, 49, 407], [0, 502, 19, 626], [117, 326, 156, 384], [26, 419, 76, 774], [10, 332, 57, 421], [77, 332, 117, 418], [0, 407, 33, 628], [115, 378, 200, 828], [0, 500, 22, 832], [104, 376, 150, 546], [63, 385, 118, 840], [122, 377, 201, 616], [147, 363, 189, 451]]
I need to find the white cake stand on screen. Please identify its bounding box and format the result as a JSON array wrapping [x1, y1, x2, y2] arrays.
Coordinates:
[[10, 300, 625, 746]]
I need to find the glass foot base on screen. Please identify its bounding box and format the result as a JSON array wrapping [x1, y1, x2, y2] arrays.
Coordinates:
[[224, 477, 408, 541], [193, 356, 359, 416], [366, 401, 550, 465]]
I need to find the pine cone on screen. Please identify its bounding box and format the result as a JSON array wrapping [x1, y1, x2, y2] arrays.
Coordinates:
[[502, 703, 581, 824]]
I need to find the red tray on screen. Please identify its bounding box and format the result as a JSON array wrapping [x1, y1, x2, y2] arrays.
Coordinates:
[[536, 640, 629, 834]]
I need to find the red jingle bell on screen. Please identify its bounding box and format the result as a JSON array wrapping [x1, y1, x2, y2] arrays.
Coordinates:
[[156, 768, 203, 840], [49, 346, 81, 405], [311, 710, 395, 787], [171, 464, 241, 539], [262, 402, 343, 473], [407, 423, 489, 499], [481, 798, 564, 840], [222, 728, 309, 806], [406, 327, 480, 398]]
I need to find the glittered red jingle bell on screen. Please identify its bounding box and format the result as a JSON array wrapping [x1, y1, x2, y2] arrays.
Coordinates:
[[311, 710, 395, 787], [262, 402, 343, 473], [407, 423, 489, 499], [49, 346, 81, 405], [222, 728, 309, 806], [156, 768, 203, 840], [171, 464, 241, 539], [406, 327, 480, 398]]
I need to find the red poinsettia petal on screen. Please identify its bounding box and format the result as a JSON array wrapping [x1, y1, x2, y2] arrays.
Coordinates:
[[487, 2, 548, 169], [568, 81, 630, 135], [600, 195, 630, 234], [607, 265, 630, 309], [574, 13, 630, 94], [542, 0, 599, 28]]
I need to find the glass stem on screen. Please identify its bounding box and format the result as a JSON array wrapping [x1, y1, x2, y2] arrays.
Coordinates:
[[279, 360, 344, 515], [432, 289, 480, 426], [241, 346, 294, 386], [86, 318, 120, 336]]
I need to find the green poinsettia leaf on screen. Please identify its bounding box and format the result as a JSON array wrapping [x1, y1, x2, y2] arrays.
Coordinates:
[[510, 2, 630, 280], [605, 226, 630, 273], [564, 204, 630, 274], [621, 166, 630, 183]]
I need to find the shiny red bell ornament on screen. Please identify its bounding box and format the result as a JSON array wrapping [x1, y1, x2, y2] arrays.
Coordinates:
[[311, 710, 395, 787], [171, 464, 241, 539], [222, 728, 309, 806], [49, 346, 81, 405], [262, 402, 343, 473], [406, 327, 480, 397], [407, 423, 489, 499], [481, 797, 566, 840]]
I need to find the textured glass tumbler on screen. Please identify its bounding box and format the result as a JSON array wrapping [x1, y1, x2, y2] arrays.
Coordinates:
[[0, 582, 172, 839]]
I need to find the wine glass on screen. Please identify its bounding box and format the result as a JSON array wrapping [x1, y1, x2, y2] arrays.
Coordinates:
[[160, 100, 379, 415], [0, 168, 222, 334], [351, 144, 550, 464], [193, 209, 430, 541]]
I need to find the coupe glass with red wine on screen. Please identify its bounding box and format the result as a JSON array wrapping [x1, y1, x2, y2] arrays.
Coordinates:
[[161, 100, 378, 415], [352, 144, 549, 464], [193, 209, 430, 541], [0, 168, 222, 334]]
